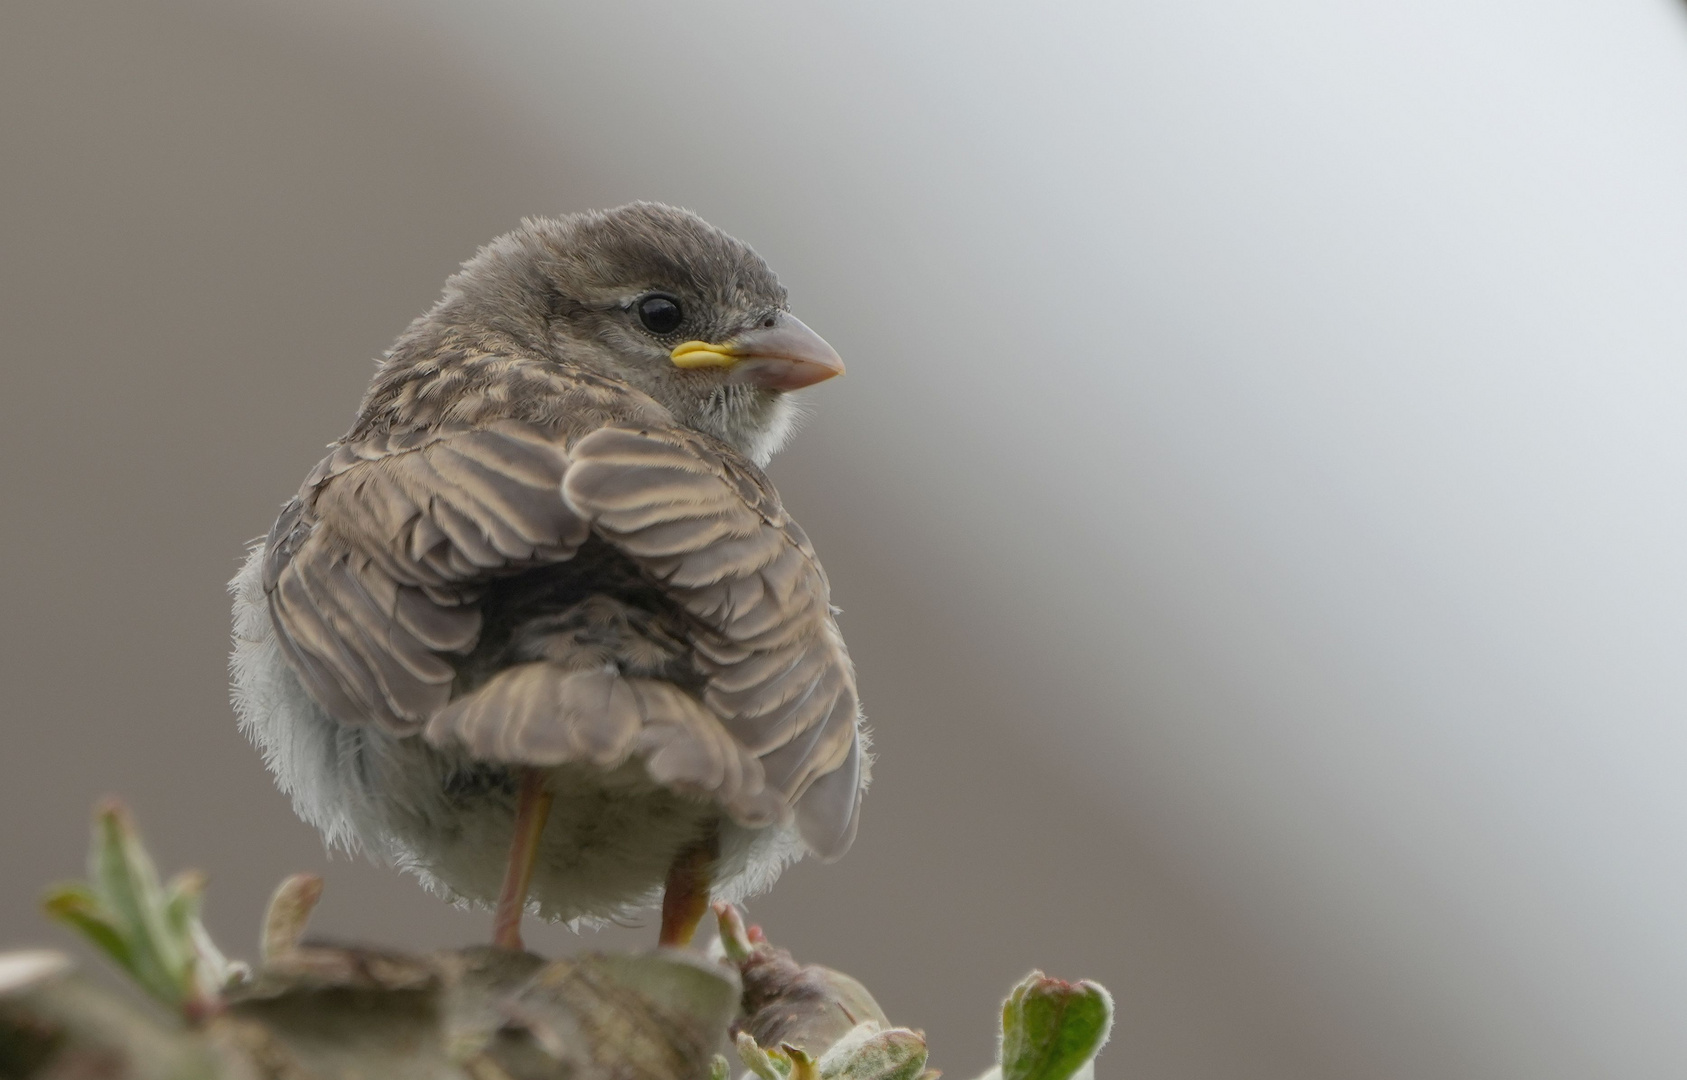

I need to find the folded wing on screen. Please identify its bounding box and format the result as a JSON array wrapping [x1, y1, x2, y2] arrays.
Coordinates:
[[562, 426, 862, 858], [263, 421, 586, 732], [264, 419, 863, 857]]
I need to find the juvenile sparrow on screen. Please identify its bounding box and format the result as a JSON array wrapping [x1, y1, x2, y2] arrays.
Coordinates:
[[230, 203, 865, 949]]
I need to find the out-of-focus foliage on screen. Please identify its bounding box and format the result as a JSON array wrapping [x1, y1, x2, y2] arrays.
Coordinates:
[[41, 801, 241, 1024], [3, 801, 1111, 1079], [715, 905, 1111, 1080]]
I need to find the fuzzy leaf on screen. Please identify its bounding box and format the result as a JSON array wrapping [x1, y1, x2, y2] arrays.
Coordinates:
[[738, 1031, 794, 1080], [998, 972, 1112, 1080], [817, 1023, 929, 1080], [260, 873, 323, 961]]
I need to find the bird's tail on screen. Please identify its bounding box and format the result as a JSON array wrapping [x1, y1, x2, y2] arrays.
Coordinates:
[[423, 663, 784, 828]]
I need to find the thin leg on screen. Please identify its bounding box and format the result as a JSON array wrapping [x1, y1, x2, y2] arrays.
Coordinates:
[[658, 826, 720, 948], [493, 768, 554, 951]]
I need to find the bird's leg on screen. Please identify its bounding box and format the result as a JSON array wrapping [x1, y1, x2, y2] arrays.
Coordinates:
[[658, 825, 720, 948], [492, 768, 554, 951]]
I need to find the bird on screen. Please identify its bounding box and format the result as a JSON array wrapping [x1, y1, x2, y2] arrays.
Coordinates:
[[229, 203, 865, 951]]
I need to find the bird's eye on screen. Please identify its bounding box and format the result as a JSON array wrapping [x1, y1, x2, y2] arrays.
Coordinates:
[[636, 294, 684, 335]]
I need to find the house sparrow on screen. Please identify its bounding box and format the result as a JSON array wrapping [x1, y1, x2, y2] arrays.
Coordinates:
[[230, 203, 865, 950]]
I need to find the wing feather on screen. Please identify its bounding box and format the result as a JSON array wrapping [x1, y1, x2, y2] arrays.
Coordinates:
[[264, 421, 582, 732], [562, 425, 864, 854]]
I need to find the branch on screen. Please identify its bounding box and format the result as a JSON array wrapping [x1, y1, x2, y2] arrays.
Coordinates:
[[1, 801, 1112, 1080]]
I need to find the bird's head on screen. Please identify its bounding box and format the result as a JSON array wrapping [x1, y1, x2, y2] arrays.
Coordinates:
[[399, 202, 843, 465]]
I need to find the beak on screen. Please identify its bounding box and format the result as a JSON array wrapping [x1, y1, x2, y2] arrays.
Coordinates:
[[669, 313, 845, 391]]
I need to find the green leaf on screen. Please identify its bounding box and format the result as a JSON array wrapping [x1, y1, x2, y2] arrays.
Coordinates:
[[91, 800, 191, 1004], [41, 885, 131, 974], [162, 870, 204, 937], [167, 870, 237, 1006], [45, 799, 239, 1022], [998, 972, 1113, 1080], [784, 1044, 820, 1080]]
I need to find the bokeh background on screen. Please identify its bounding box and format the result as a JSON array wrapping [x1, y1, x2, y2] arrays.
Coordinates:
[[6, 1, 1687, 1076]]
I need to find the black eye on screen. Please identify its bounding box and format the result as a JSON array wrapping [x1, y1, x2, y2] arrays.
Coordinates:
[[636, 294, 684, 335]]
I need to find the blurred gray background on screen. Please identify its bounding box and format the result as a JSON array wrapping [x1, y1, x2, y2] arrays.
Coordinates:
[[5, 1, 1687, 1076]]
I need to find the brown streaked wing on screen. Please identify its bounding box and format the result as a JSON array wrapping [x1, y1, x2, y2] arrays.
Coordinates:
[[263, 420, 587, 733], [561, 425, 863, 858]]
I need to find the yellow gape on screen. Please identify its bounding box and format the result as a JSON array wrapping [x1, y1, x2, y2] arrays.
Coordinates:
[[669, 340, 742, 369]]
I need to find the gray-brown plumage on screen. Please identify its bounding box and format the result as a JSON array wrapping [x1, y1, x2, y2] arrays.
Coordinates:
[[230, 204, 864, 943]]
